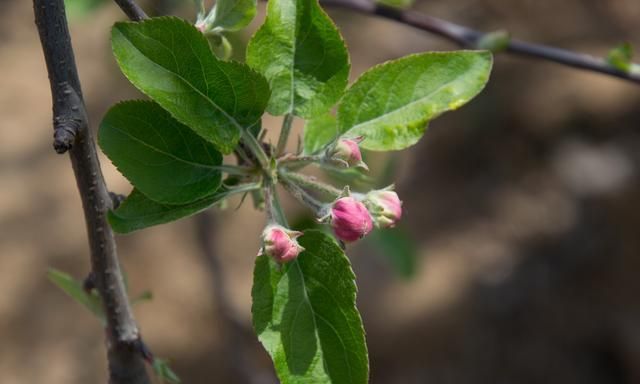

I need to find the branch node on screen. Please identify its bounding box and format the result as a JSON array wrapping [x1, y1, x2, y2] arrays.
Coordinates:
[[52, 84, 86, 154], [109, 192, 126, 209], [136, 338, 154, 363], [83, 272, 96, 292], [53, 119, 79, 153]]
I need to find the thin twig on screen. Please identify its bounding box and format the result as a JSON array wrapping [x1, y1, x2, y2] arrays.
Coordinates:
[[113, 0, 148, 21], [321, 0, 640, 84], [33, 1, 150, 383], [115, 0, 640, 84], [241, 129, 271, 169]]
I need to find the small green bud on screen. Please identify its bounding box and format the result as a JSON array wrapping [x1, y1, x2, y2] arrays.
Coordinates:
[[476, 30, 510, 53], [607, 42, 634, 73]]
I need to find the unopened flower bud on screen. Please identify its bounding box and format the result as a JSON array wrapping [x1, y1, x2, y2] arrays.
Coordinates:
[[260, 225, 304, 263], [328, 137, 368, 170], [195, 21, 208, 33], [363, 189, 402, 228], [330, 196, 373, 242]]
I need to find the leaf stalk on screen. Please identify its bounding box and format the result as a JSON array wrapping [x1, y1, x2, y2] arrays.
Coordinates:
[[276, 113, 295, 157], [241, 129, 270, 169]]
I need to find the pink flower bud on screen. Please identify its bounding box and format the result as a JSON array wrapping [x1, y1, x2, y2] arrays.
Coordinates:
[[364, 190, 402, 228], [260, 225, 305, 263], [329, 137, 368, 170], [195, 21, 208, 33], [330, 196, 373, 242]]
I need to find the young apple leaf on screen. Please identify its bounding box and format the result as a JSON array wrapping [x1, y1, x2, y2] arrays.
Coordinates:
[[108, 183, 259, 234], [209, 0, 257, 32], [375, 0, 414, 9], [111, 17, 270, 154], [48, 269, 106, 324], [607, 42, 633, 73], [99, 100, 223, 205], [152, 358, 181, 384], [338, 51, 493, 151], [476, 30, 510, 53], [303, 112, 338, 154], [252, 230, 368, 384], [246, 0, 350, 118]]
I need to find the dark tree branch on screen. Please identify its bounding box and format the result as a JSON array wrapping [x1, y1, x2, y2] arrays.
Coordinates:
[[33, 1, 150, 383], [321, 0, 640, 84], [113, 0, 148, 21]]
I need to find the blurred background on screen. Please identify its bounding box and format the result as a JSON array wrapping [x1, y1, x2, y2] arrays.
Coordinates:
[[1, 0, 639, 382]]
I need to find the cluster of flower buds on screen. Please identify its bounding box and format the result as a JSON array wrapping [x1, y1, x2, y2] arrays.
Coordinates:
[[327, 188, 402, 243], [260, 136, 403, 263]]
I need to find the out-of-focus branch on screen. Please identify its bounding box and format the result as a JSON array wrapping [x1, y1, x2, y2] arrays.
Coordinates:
[[113, 0, 148, 21], [33, 1, 149, 383], [194, 211, 269, 384], [116, 0, 640, 83], [321, 0, 640, 84]]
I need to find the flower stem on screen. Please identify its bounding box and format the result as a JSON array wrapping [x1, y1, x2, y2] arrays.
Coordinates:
[[276, 113, 295, 157], [280, 177, 327, 216], [280, 170, 342, 199], [264, 183, 287, 226], [278, 154, 324, 170], [278, 153, 352, 171], [233, 145, 253, 167]]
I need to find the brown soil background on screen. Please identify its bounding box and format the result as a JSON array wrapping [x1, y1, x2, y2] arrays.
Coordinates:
[[1, 0, 639, 383]]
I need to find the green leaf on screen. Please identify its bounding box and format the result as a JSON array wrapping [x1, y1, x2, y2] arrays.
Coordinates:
[[246, 0, 350, 118], [209, 0, 257, 32], [111, 17, 270, 154], [607, 42, 634, 73], [50, 268, 178, 382], [48, 269, 106, 324], [375, 0, 414, 9], [99, 100, 223, 205], [152, 358, 181, 384], [109, 183, 259, 233], [338, 51, 493, 151], [252, 230, 368, 384], [367, 227, 417, 279], [303, 113, 337, 154], [208, 33, 233, 61]]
